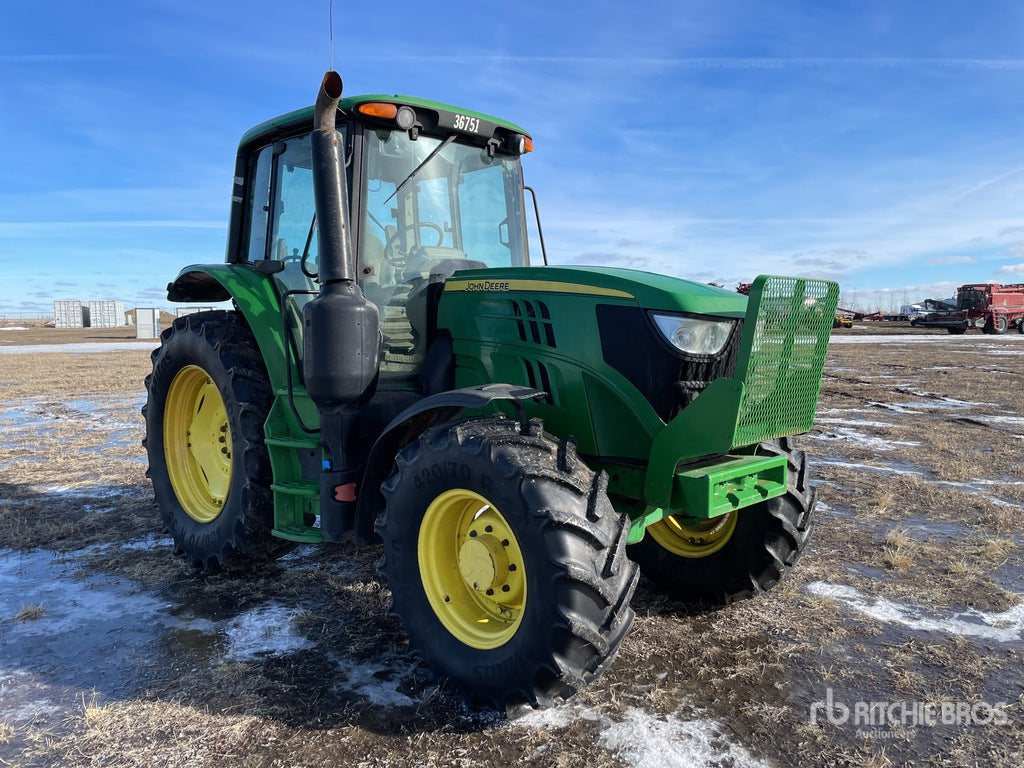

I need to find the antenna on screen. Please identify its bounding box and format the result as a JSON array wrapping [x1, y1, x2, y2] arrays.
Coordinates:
[[329, 0, 334, 71]]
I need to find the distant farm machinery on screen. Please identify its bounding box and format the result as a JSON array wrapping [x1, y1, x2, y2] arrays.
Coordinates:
[[912, 283, 1024, 335]]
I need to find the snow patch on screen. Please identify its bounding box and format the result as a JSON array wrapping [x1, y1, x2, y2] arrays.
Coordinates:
[[815, 416, 897, 429], [829, 335, 1024, 346], [807, 582, 1024, 643], [0, 669, 65, 723], [333, 658, 414, 707], [0, 341, 159, 355], [32, 484, 137, 499], [0, 327, 28, 331], [810, 427, 920, 451], [516, 703, 766, 768], [602, 708, 766, 768], [809, 459, 1020, 505], [0, 550, 169, 636], [869, 399, 975, 414], [811, 458, 923, 478], [223, 604, 313, 661], [118, 535, 175, 551], [971, 414, 1024, 427]]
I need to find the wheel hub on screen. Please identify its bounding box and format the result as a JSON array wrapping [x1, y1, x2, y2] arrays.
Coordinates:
[[458, 535, 510, 592]]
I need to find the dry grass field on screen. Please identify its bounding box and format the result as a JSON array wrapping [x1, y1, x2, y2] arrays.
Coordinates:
[[1, 324, 1022, 767]]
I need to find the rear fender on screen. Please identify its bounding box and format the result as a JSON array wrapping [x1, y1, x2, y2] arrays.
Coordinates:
[[167, 264, 291, 391]]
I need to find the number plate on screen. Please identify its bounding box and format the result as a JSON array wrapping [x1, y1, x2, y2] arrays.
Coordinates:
[[439, 111, 496, 137]]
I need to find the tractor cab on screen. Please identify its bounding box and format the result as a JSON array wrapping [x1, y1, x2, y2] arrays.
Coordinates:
[[227, 96, 532, 384]]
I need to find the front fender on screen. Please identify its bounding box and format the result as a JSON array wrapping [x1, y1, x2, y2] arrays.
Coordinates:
[[354, 384, 543, 540]]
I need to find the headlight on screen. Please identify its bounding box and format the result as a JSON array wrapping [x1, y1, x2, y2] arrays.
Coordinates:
[[651, 314, 734, 356]]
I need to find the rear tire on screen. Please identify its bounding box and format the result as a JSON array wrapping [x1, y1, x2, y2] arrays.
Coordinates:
[[376, 417, 639, 708], [144, 310, 288, 570], [628, 438, 814, 605]]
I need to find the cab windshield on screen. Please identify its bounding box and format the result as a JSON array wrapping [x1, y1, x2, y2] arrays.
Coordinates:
[[360, 128, 529, 280], [359, 127, 529, 382], [958, 288, 985, 311]]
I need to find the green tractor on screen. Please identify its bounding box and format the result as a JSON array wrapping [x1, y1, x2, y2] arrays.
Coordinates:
[[144, 71, 838, 707]]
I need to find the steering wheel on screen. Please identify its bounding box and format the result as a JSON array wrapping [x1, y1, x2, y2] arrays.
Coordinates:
[[384, 222, 444, 266]]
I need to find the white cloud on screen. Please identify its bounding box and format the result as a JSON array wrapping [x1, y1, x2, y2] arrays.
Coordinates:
[[996, 263, 1024, 275]]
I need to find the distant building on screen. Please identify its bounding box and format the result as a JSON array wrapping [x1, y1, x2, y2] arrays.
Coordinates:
[[53, 300, 86, 329], [52, 299, 128, 328], [135, 308, 161, 339], [86, 300, 127, 328]]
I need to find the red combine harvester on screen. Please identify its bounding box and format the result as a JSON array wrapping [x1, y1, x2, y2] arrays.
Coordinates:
[[912, 283, 1024, 335]]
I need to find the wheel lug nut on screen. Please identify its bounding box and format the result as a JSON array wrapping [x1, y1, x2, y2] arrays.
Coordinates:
[[501, 585, 510, 592], [486, 589, 494, 596], [508, 564, 517, 571], [469, 530, 477, 538], [484, 525, 493, 533], [501, 539, 509, 547]]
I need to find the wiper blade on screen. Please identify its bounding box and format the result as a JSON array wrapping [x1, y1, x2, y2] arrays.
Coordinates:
[[384, 134, 456, 205]]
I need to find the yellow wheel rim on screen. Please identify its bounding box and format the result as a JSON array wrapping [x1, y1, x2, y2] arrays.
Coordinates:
[[418, 489, 526, 649], [647, 511, 738, 558], [164, 365, 232, 524]]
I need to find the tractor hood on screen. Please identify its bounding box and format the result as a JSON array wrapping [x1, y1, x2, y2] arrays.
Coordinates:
[[442, 265, 747, 317]]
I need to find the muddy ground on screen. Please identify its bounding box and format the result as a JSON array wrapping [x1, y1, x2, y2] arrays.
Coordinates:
[[0, 324, 1022, 767]]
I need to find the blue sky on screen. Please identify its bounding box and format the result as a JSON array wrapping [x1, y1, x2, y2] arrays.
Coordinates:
[[3, 1, 1024, 316]]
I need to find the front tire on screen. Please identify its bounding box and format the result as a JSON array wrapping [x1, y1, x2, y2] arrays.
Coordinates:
[[628, 438, 815, 605], [376, 417, 639, 708], [144, 310, 287, 570]]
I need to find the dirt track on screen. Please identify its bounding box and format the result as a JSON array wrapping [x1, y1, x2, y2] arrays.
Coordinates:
[[1, 327, 1022, 767]]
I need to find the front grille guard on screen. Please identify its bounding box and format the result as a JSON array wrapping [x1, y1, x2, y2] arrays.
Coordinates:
[[731, 276, 839, 448]]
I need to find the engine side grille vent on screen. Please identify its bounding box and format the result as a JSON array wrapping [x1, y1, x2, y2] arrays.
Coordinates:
[[522, 358, 556, 405], [511, 300, 556, 348]]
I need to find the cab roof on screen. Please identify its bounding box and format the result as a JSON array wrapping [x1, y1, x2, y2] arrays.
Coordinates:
[[239, 93, 530, 150]]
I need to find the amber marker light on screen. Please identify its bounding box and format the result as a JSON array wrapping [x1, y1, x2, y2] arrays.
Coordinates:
[[357, 102, 399, 119]]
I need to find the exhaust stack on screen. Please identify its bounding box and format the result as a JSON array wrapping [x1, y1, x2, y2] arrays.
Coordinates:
[[310, 70, 355, 285], [303, 70, 380, 542]]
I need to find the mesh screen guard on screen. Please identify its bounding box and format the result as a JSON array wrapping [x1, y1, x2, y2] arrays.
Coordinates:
[[731, 276, 839, 448]]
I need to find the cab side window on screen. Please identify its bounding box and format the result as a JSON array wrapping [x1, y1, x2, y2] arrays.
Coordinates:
[[270, 134, 319, 292], [245, 146, 273, 262]]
